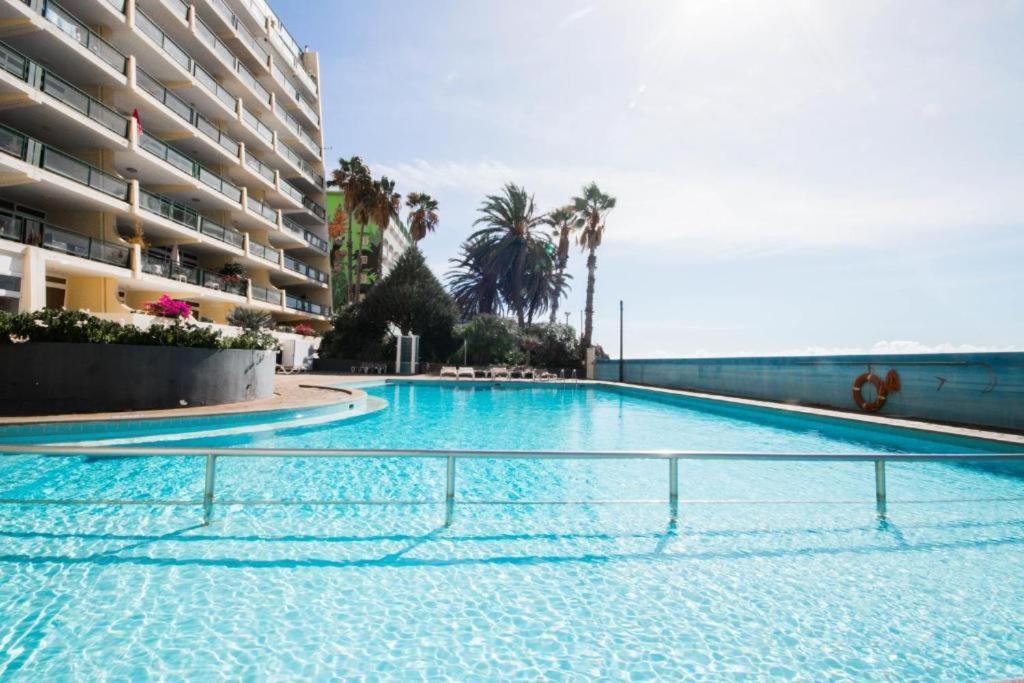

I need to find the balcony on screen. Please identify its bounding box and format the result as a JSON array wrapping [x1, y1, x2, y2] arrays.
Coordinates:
[[15, 0, 128, 82], [0, 39, 130, 142], [0, 124, 130, 202], [285, 295, 326, 316], [240, 105, 273, 149], [199, 0, 269, 69], [251, 282, 283, 306], [278, 140, 322, 187], [138, 130, 242, 204], [245, 195, 278, 226], [138, 188, 243, 249], [272, 99, 319, 160], [242, 152, 275, 186], [283, 254, 327, 284], [142, 251, 247, 296], [279, 178, 303, 205], [302, 230, 329, 253], [0, 211, 131, 269], [247, 239, 278, 264], [302, 196, 326, 221]]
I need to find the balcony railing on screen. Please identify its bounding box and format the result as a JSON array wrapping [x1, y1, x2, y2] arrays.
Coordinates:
[[284, 255, 327, 283], [136, 69, 240, 157], [36, 143, 129, 200], [211, 0, 269, 64], [236, 62, 270, 105], [280, 214, 303, 238], [241, 105, 273, 146], [37, 0, 127, 73], [142, 251, 247, 296], [251, 282, 282, 305], [302, 195, 326, 220], [246, 195, 278, 223], [135, 9, 191, 71], [247, 239, 277, 262], [303, 230, 329, 253], [138, 188, 242, 248], [285, 295, 326, 316], [0, 211, 130, 268], [0, 40, 129, 137], [139, 131, 241, 203], [191, 61, 237, 111], [244, 153, 275, 184], [280, 179, 302, 203]]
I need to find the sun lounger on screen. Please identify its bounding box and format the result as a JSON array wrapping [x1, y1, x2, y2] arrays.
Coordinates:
[[457, 366, 476, 379], [489, 366, 511, 380], [440, 366, 458, 378]]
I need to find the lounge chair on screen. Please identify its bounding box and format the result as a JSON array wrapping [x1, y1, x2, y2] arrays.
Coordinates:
[[489, 366, 511, 380], [520, 367, 537, 380], [440, 366, 458, 378], [457, 366, 476, 379], [537, 370, 558, 381]]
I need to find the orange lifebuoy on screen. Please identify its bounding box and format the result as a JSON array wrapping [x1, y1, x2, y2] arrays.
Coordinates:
[[852, 372, 887, 412]]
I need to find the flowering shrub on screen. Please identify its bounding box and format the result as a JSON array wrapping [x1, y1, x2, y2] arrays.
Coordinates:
[[293, 323, 316, 336], [146, 295, 192, 319]]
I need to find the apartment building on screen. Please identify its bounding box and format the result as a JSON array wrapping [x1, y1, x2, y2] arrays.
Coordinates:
[[0, 0, 331, 328]]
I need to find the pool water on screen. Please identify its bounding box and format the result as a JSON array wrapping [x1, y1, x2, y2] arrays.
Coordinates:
[[1, 382, 1022, 679]]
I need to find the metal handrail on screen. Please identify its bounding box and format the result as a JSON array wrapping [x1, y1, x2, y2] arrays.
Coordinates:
[[1, 445, 1022, 527]]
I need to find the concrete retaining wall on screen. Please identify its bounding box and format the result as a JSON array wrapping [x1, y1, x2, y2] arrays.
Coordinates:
[[0, 343, 275, 416], [595, 353, 1024, 432]]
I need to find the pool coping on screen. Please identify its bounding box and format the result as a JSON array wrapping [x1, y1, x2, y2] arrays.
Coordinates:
[[388, 377, 1024, 447]]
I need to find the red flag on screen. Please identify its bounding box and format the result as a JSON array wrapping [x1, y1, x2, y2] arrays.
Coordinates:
[[131, 108, 142, 136]]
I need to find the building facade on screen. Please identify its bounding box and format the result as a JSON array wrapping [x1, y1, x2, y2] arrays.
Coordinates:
[[0, 0, 331, 328], [326, 189, 411, 303]]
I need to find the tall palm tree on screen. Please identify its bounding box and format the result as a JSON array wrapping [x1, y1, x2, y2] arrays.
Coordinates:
[[365, 176, 401, 286], [572, 182, 616, 350], [327, 156, 374, 303], [543, 205, 580, 324], [446, 235, 503, 319], [406, 192, 439, 242], [469, 184, 553, 325]]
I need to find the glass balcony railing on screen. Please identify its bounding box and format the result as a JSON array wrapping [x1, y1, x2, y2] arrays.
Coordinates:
[[195, 14, 237, 71], [39, 145, 129, 199], [280, 214, 303, 238], [236, 62, 270, 105], [192, 61, 237, 111], [164, 0, 189, 21], [241, 106, 273, 146], [248, 239, 277, 262], [295, 96, 319, 127], [139, 131, 241, 203], [137, 69, 239, 157], [303, 230, 329, 253], [280, 179, 302, 203], [246, 196, 278, 223], [138, 188, 243, 249], [136, 9, 190, 71], [199, 217, 243, 248], [0, 40, 129, 137], [0, 211, 130, 268], [285, 295, 326, 316], [302, 196, 326, 220], [38, 0, 127, 73], [142, 252, 246, 296], [244, 153, 275, 184], [251, 282, 282, 305], [284, 255, 327, 283]]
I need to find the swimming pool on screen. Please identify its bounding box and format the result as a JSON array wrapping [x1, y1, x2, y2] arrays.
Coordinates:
[[1, 381, 1022, 679]]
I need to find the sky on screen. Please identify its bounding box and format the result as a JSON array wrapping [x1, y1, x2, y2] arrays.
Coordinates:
[[274, 0, 1024, 358]]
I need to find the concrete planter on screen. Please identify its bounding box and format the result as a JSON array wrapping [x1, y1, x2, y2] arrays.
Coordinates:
[[0, 343, 275, 416]]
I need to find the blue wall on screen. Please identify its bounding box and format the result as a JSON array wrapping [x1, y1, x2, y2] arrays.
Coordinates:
[[595, 353, 1024, 432]]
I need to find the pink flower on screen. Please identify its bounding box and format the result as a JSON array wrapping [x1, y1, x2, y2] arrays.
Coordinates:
[[146, 295, 192, 319]]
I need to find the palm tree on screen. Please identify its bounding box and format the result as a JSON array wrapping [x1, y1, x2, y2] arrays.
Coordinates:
[[406, 192, 439, 242], [469, 183, 554, 325], [327, 206, 348, 274], [368, 176, 401, 283], [446, 236, 503, 319], [327, 156, 374, 303], [543, 205, 580, 324], [572, 182, 616, 350]]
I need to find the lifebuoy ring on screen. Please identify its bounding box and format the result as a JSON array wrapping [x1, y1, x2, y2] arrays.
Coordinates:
[[852, 372, 887, 412]]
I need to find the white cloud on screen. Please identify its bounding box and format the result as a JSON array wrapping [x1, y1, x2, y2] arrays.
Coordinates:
[[373, 159, 1024, 257], [558, 5, 597, 29]]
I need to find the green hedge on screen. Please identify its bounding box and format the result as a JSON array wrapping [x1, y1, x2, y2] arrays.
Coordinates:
[[0, 309, 277, 351]]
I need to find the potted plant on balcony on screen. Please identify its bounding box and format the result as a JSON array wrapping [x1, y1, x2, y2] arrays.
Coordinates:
[[293, 323, 316, 337], [219, 262, 247, 294]]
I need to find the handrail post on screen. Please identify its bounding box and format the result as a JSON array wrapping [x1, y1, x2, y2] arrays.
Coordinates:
[[444, 455, 456, 527], [874, 459, 887, 518], [202, 454, 217, 525], [668, 457, 679, 523]]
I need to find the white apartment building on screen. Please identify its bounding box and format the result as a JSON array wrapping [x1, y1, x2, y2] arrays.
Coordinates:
[[0, 0, 331, 327], [381, 217, 411, 276]]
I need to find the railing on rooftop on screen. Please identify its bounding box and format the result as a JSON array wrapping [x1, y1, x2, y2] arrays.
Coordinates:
[[1, 446, 1022, 527], [0, 211, 130, 268], [36, 0, 127, 74]]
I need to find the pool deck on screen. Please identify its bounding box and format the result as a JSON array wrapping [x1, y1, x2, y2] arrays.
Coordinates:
[[1, 374, 1022, 447]]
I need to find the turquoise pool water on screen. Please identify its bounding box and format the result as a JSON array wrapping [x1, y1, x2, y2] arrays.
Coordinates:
[[1, 382, 1022, 679]]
